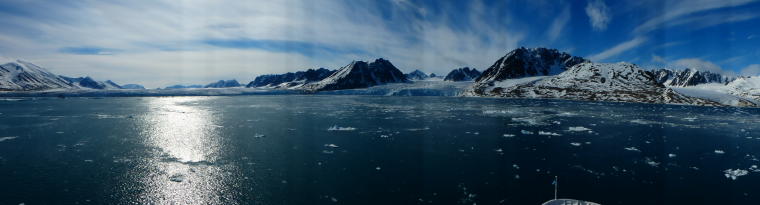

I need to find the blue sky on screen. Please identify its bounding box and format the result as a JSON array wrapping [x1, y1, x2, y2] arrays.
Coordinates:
[[0, 0, 759, 87]]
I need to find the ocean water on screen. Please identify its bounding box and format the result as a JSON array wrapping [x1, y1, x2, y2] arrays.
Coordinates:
[[0, 96, 759, 204]]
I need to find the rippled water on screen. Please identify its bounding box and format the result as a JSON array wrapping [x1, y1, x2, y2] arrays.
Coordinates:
[[0, 96, 759, 204]]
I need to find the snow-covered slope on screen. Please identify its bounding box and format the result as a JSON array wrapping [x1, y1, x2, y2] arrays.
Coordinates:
[[247, 68, 334, 88], [205, 80, 241, 88], [121, 84, 146, 89], [475, 47, 587, 82], [653, 69, 735, 87], [444, 67, 480, 81], [466, 62, 722, 106], [317, 80, 471, 96], [0, 60, 75, 91], [405, 69, 429, 80], [303, 58, 408, 91], [60, 76, 123, 89]]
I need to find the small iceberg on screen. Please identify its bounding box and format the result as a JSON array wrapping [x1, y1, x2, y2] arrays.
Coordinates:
[[327, 125, 356, 131], [324, 144, 339, 148], [624, 147, 640, 152], [714, 150, 725, 154], [567, 126, 592, 132], [520, 130, 534, 135], [724, 169, 749, 180], [538, 131, 561, 136], [0, 136, 18, 142], [169, 173, 185, 182], [569, 142, 582, 146]]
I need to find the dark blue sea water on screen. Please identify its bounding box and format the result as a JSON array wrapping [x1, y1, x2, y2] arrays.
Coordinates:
[[1, 96, 759, 204]]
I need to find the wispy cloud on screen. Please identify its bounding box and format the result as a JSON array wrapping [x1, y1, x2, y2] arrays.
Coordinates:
[[547, 6, 571, 41], [741, 64, 760, 76], [633, 0, 758, 33], [0, 0, 525, 87], [587, 37, 647, 61], [585, 0, 611, 31], [59, 46, 118, 55]]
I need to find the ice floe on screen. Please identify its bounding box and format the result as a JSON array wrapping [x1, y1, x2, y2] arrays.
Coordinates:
[[668, 154, 677, 158], [502, 134, 515, 138], [520, 130, 534, 135], [714, 150, 725, 154], [327, 125, 356, 131], [0, 136, 18, 142], [570, 142, 582, 146], [567, 126, 592, 132], [624, 147, 640, 152], [538, 131, 561, 136], [406, 127, 430, 131], [644, 158, 660, 167], [324, 144, 340, 148], [724, 169, 749, 180], [169, 173, 185, 182], [253, 134, 266, 138]]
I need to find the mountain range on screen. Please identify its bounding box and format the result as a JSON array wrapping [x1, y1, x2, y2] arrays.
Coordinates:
[[2, 48, 759, 107]]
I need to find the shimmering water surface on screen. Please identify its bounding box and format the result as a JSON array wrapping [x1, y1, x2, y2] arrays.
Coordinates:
[[1, 96, 759, 204]]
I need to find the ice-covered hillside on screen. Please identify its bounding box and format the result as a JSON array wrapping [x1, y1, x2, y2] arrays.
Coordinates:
[[303, 58, 408, 91], [465, 62, 723, 106], [0, 60, 75, 91], [317, 80, 471, 96]]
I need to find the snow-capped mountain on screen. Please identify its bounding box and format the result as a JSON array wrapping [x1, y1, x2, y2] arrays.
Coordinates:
[[303, 58, 408, 91], [60, 76, 122, 89], [0, 60, 75, 91], [247, 68, 334, 88], [164, 84, 203, 89], [653, 69, 735, 87], [205, 80, 241, 88], [473, 47, 587, 88], [466, 62, 722, 106], [405, 70, 429, 80], [444, 67, 481, 81], [121, 84, 146, 89]]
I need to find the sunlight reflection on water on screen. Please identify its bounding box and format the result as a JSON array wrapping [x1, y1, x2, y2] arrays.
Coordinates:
[[131, 96, 239, 204]]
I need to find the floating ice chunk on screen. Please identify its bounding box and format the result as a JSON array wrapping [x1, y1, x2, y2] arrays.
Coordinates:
[[514, 174, 520, 179], [520, 130, 534, 135], [327, 125, 356, 131], [624, 147, 640, 152], [668, 154, 677, 158], [494, 148, 503, 153], [169, 173, 185, 182], [330, 197, 338, 203], [538, 131, 561, 136], [567, 127, 591, 132], [375, 166, 381, 171], [724, 169, 749, 180], [324, 144, 339, 148], [683, 117, 698, 122], [512, 164, 520, 169], [406, 127, 430, 131], [749, 165, 759, 172], [322, 150, 334, 154], [502, 134, 515, 138], [379, 134, 389, 138], [714, 150, 725, 154], [0, 136, 18, 142], [84, 159, 93, 163], [644, 158, 660, 167], [253, 134, 266, 138], [570, 142, 582, 146]]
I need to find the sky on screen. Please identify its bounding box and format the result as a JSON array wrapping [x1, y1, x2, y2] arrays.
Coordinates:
[[1, 0, 760, 88]]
